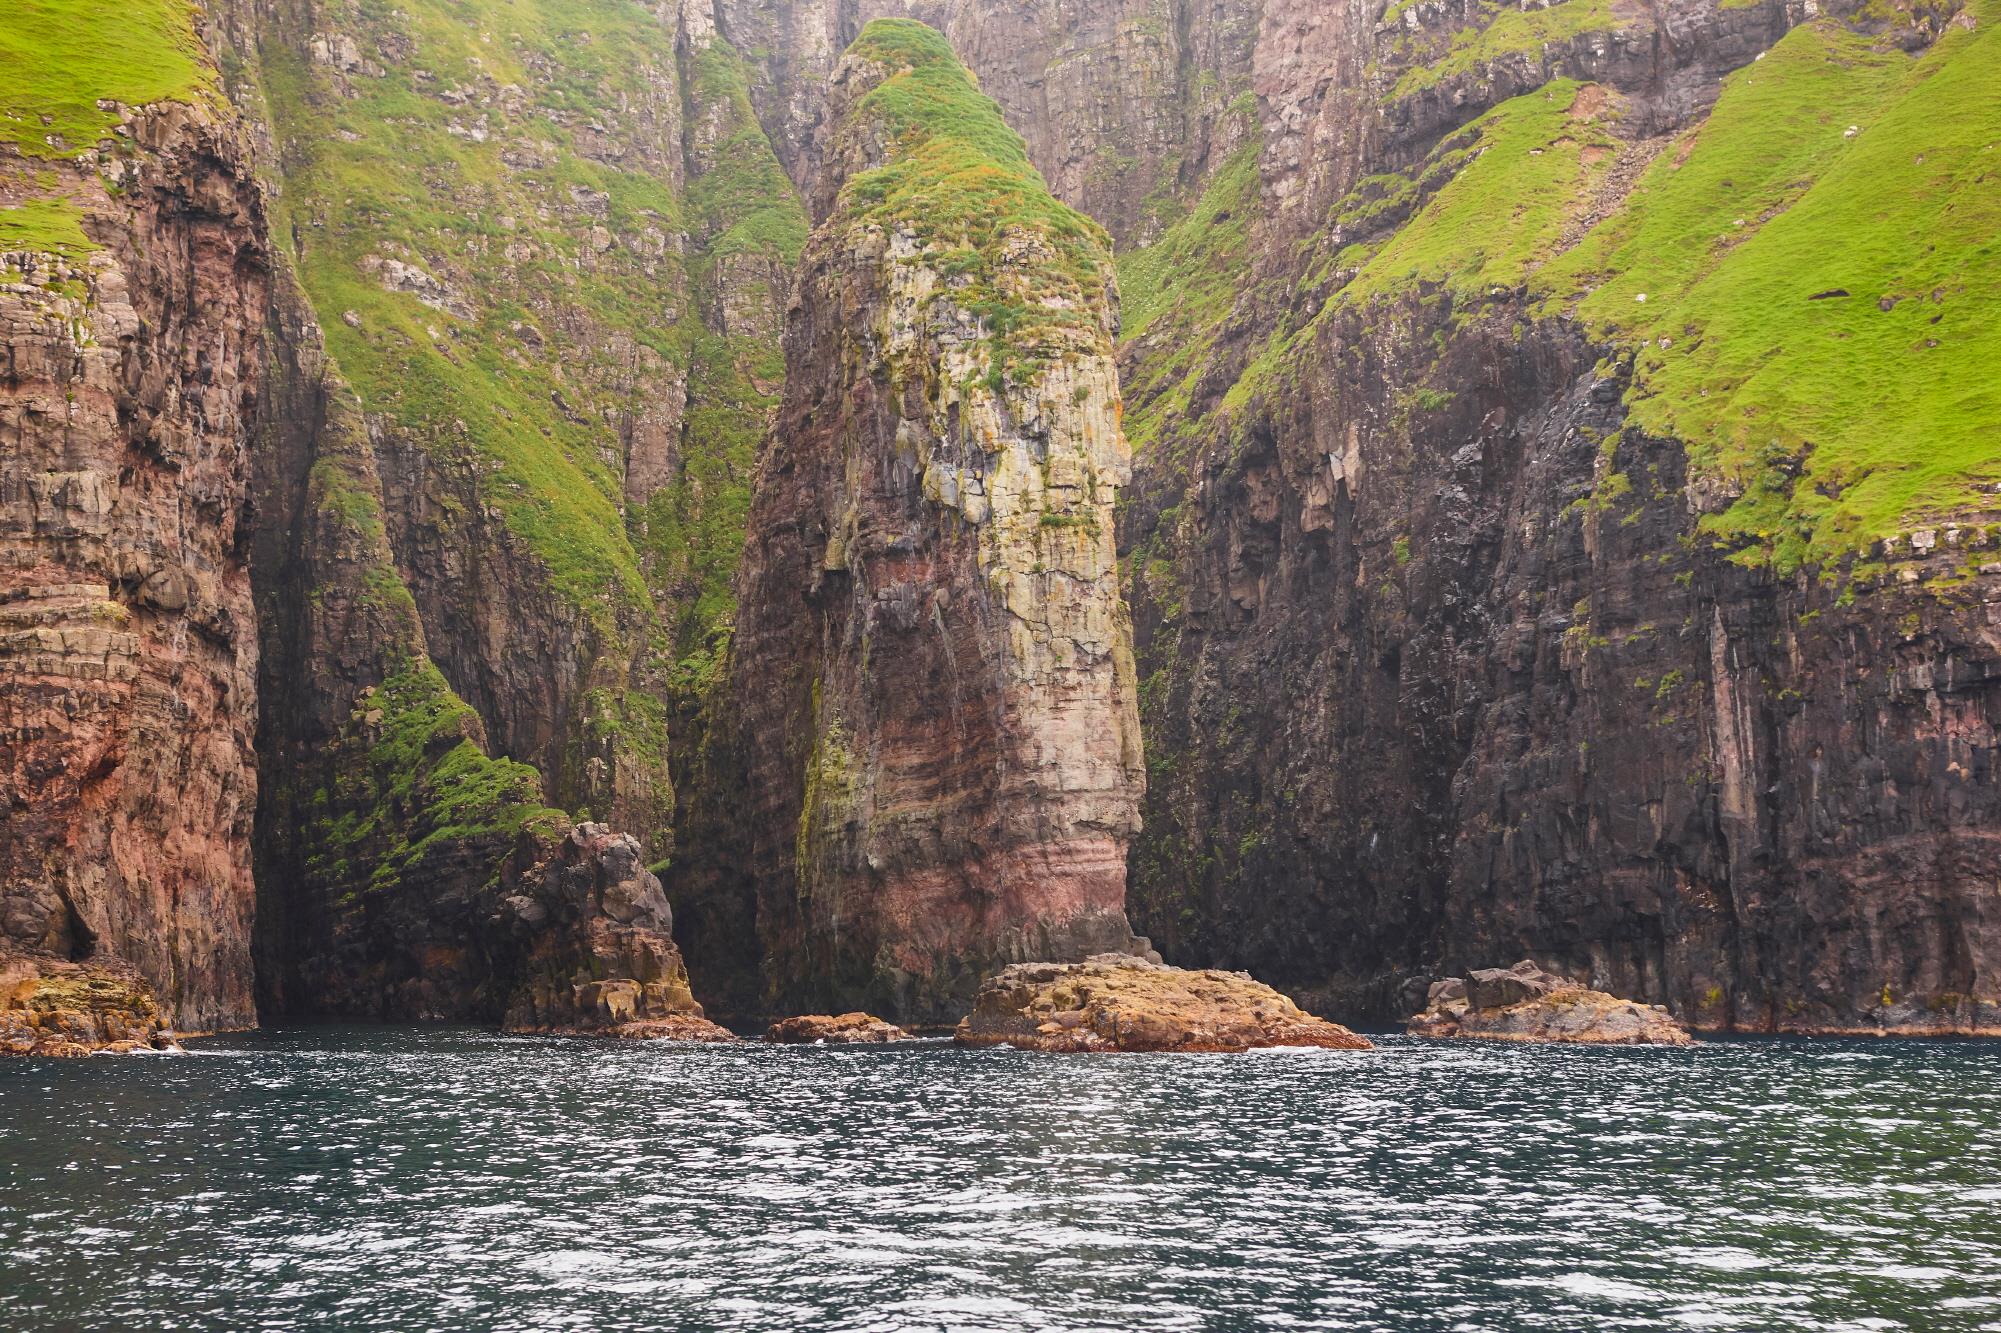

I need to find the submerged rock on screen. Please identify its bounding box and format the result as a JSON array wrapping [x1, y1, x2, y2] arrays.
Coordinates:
[[955, 955, 1372, 1053], [765, 1013, 911, 1044], [1408, 961, 1693, 1046]]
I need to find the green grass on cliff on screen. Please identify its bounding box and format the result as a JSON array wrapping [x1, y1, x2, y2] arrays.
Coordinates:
[[1343, 79, 1616, 300], [1384, 0, 1623, 100], [252, 0, 717, 632], [308, 658, 568, 898], [836, 19, 1115, 378], [1118, 140, 1259, 343], [0, 197, 96, 256], [1541, 10, 2001, 567], [253, 3, 802, 696], [0, 0, 208, 157]]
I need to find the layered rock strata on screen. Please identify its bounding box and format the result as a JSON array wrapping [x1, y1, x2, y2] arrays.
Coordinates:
[[684, 20, 1150, 1021], [1, 958, 183, 1057], [955, 954, 1373, 1052], [1408, 961, 1694, 1046], [1, 27, 268, 1045], [1114, 0, 2001, 1034]]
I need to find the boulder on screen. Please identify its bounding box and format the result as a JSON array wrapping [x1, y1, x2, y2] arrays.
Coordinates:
[[765, 1012, 911, 1044], [954, 954, 1373, 1053], [1466, 959, 1562, 1010], [1409, 961, 1693, 1045]]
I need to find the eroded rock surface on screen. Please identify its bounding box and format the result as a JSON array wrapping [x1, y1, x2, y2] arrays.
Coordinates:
[[500, 824, 730, 1040], [955, 954, 1373, 1052], [766, 1012, 911, 1043], [0, 957, 182, 1057], [1, 67, 268, 1042], [684, 21, 1151, 1021], [1408, 962, 1694, 1046]]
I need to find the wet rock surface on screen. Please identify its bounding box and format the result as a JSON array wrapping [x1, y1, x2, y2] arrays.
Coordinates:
[[955, 954, 1373, 1053], [1408, 962, 1694, 1046], [766, 1012, 912, 1043]]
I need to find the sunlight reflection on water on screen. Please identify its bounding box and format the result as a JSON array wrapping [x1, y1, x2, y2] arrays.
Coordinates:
[[2, 1029, 1998, 1331]]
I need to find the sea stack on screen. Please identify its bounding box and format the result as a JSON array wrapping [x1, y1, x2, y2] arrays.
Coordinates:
[[722, 20, 1149, 1020]]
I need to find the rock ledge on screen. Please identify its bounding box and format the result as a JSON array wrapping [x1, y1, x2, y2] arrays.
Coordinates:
[[1409, 961, 1693, 1046], [955, 955, 1373, 1053]]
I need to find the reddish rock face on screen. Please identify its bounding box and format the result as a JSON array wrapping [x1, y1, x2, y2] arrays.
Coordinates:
[[0, 99, 268, 1040], [691, 22, 1151, 1021]]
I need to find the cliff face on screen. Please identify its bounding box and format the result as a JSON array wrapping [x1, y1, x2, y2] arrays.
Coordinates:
[[7, 0, 1995, 1042], [685, 20, 1149, 1020], [1115, 0, 2001, 1032], [202, 0, 780, 1024], [0, 6, 267, 1041]]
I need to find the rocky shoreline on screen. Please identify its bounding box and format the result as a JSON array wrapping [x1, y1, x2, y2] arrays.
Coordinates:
[[1409, 962, 1694, 1047]]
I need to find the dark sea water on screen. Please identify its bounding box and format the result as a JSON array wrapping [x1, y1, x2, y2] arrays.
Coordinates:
[[1, 1029, 1998, 1332]]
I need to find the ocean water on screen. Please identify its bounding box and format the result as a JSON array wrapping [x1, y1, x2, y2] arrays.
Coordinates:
[[1, 1028, 1997, 1331]]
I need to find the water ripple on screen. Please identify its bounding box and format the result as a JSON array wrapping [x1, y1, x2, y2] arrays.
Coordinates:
[[1, 1030, 1998, 1330]]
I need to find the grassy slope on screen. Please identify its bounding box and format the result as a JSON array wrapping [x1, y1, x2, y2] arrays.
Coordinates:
[[1542, 10, 2001, 567], [1124, 2, 2000, 572], [645, 38, 806, 693], [257, 0, 670, 631], [300, 457, 570, 897], [1116, 135, 1260, 453], [0, 0, 207, 157], [0, 0, 208, 255]]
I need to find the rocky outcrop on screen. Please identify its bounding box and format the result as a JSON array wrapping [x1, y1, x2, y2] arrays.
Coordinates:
[[499, 823, 730, 1039], [0, 958, 183, 1057], [682, 20, 1150, 1021], [766, 1011, 911, 1042], [1408, 961, 1694, 1045], [1, 37, 268, 1045], [955, 954, 1373, 1052]]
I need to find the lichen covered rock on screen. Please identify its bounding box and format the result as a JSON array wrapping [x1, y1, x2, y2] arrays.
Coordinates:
[[691, 20, 1151, 1021], [955, 954, 1373, 1053], [0, 957, 182, 1057], [1409, 961, 1694, 1046], [765, 1012, 911, 1044]]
